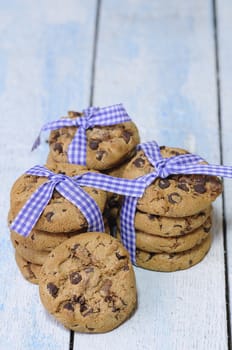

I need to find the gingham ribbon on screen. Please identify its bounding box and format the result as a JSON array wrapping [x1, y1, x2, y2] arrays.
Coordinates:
[[120, 141, 232, 264], [32, 103, 131, 165], [10, 165, 146, 237]]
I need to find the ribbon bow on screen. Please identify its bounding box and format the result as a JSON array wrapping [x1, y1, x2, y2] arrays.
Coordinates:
[[120, 141, 232, 264], [10, 166, 146, 237], [32, 104, 131, 165]]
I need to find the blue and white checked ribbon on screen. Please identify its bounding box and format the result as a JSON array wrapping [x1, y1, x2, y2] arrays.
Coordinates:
[[32, 104, 131, 165], [10, 165, 146, 237], [120, 141, 232, 264]]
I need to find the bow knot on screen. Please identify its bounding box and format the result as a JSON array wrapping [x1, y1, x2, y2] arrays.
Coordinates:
[[32, 104, 131, 165], [155, 158, 171, 178], [48, 173, 67, 182]]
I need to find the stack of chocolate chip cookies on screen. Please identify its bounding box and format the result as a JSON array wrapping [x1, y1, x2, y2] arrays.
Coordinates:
[[9, 163, 108, 284], [119, 145, 223, 272]]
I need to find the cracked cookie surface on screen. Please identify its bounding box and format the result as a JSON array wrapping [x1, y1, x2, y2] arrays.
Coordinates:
[[47, 111, 140, 170], [122, 146, 222, 216], [39, 233, 137, 333]]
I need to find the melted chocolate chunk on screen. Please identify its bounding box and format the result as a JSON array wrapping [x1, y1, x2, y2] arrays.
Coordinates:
[[203, 225, 211, 233], [177, 183, 189, 192], [73, 295, 85, 304], [122, 265, 129, 271], [69, 271, 82, 284], [116, 252, 127, 260], [63, 302, 74, 311], [122, 130, 131, 144], [47, 282, 59, 298], [194, 184, 206, 194], [168, 192, 182, 204], [101, 279, 112, 295], [133, 157, 145, 168], [53, 143, 63, 153], [80, 304, 88, 313], [83, 308, 93, 317], [89, 139, 100, 150], [158, 179, 170, 189], [96, 150, 106, 161], [45, 212, 54, 222]]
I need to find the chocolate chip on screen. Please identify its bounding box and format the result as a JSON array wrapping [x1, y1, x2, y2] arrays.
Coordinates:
[[168, 254, 175, 259], [122, 130, 131, 144], [85, 267, 94, 273], [203, 225, 211, 233], [116, 252, 127, 260], [112, 306, 120, 313], [160, 146, 166, 150], [148, 214, 159, 220], [69, 271, 82, 284], [168, 192, 182, 204], [101, 279, 112, 295], [83, 308, 93, 317], [92, 189, 98, 194], [104, 295, 113, 302], [47, 283, 59, 298], [31, 234, 35, 240], [73, 295, 85, 305], [89, 139, 100, 150], [53, 143, 63, 153], [158, 179, 170, 189], [122, 265, 129, 271], [170, 150, 180, 156], [14, 240, 19, 246], [189, 259, 193, 265], [194, 184, 206, 193], [133, 157, 145, 168], [45, 211, 54, 222], [63, 302, 74, 311], [80, 304, 88, 313], [96, 150, 106, 161], [147, 252, 156, 261], [177, 183, 189, 192]]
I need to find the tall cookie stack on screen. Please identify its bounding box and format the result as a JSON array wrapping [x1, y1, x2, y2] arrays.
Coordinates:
[[9, 163, 108, 284], [119, 145, 222, 272]]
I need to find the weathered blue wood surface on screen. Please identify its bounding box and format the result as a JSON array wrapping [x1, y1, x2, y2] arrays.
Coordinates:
[[0, 1, 231, 349]]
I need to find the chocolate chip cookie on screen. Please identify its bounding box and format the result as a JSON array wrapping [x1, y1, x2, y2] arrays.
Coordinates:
[[15, 251, 41, 284], [39, 233, 137, 333], [47, 111, 140, 170], [134, 206, 212, 237], [135, 217, 211, 253], [10, 163, 107, 233], [122, 146, 222, 216], [136, 233, 212, 271]]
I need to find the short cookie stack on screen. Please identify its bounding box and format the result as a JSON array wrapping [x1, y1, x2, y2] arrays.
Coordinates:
[[119, 145, 222, 272], [9, 163, 108, 284]]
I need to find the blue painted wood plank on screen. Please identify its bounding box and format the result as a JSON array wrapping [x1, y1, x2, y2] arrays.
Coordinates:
[[76, 1, 227, 349], [0, 1, 97, 349]]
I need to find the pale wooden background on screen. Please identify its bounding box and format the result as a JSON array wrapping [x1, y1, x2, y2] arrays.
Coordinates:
[[0, 1, 231, 349]]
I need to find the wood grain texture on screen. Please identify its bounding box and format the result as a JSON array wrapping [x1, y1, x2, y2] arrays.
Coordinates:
[[216, 0, 232, 341], [0, 1, 96, 349], [75, 1, 228, 349]]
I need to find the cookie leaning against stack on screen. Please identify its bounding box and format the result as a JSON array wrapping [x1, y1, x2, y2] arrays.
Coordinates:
[[9, 163, 109, 283], [119, 145, 222, 272], [39, 232, 137, 333]]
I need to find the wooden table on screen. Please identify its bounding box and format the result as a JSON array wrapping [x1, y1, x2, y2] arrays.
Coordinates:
[[0, 1, 231, 349]]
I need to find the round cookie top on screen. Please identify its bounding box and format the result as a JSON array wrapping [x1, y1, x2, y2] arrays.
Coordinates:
[[122, 146, 222, 217], [39, 233, 137, 333], [10, 163, 107, 233], [48, 111, 140, 170]]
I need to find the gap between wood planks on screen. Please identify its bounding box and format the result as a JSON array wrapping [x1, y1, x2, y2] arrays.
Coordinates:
[[212, 0, 231, 349], [69, 0, 102, 349]]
